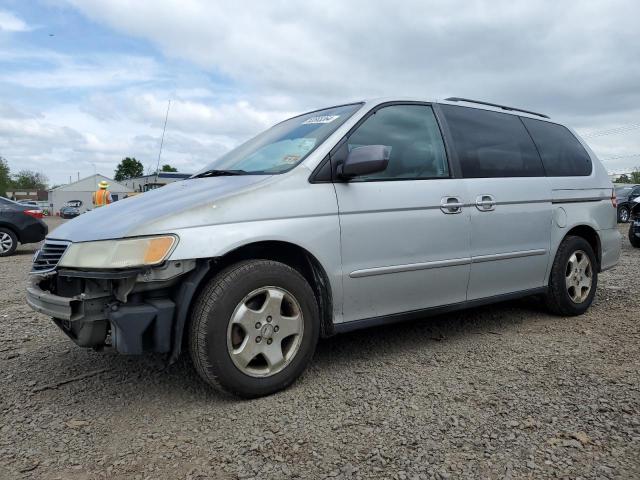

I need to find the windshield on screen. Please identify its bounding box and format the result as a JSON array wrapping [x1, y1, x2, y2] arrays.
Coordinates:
[[195, 103, 362, 175]]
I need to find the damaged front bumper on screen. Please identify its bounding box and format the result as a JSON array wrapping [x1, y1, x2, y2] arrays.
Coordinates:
[[26, 260, 202, 356]]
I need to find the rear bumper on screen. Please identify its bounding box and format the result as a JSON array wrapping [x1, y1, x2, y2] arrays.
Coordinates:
[[20, 219, 48, 244], [599, 227, 622, 271]]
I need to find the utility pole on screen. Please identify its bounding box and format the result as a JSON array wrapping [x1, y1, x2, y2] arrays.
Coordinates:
[[155, 99, 171, 184]]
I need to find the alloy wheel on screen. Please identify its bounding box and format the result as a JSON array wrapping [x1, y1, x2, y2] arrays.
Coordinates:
[[0, 232, 14, 254], [620, 208, 629, 223], [226, 286, 304, 378], [565, 250, 593, 303]]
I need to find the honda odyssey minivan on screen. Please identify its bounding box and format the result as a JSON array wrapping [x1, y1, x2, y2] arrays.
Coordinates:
[[26, 97, 621, 397]]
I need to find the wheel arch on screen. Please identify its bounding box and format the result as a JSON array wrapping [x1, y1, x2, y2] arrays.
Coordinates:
[[563, 224, 601, 269], [198, 240, 334, 338], [0, 222, 20, 244]]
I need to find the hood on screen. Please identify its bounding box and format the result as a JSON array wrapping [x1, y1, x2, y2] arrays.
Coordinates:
[[49, 175, 271, 242]]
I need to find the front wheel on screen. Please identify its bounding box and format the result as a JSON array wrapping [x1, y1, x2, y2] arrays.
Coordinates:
[[545, 236, 598, 316], [189, 259, 320, 398]]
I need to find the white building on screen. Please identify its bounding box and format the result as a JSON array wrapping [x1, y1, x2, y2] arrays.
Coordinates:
[[48, 174, 133, 215], [121, 172, 192, 193]]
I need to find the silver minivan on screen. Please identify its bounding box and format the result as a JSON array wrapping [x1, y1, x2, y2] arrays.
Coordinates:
[[27, 97, 621, 397]]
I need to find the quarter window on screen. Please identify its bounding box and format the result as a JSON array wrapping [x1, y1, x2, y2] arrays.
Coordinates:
[[440, 105, 544, 178], [521, 117, 592, 176], [335, 104, 449, 180]]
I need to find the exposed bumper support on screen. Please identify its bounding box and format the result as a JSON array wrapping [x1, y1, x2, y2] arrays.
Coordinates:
[[26, 276, 177, 354], [26, 277, 109, 322]]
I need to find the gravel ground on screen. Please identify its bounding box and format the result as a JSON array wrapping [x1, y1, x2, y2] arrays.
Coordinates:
[[1, 218, 638, 480]]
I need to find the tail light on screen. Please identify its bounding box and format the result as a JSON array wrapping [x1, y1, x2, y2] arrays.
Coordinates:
[[23, 209, 44, 219], [611, 189, 617, 208]]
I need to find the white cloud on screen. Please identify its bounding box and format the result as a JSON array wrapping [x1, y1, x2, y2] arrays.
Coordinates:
[[0, 93, 290, 184], [0, 10, 30, 33], [64, 0, 640, 111], [0, 49, 160, 89], [84, 90, 293, 136]]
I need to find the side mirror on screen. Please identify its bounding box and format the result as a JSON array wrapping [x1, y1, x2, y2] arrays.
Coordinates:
[[337, 145, 390, 180]]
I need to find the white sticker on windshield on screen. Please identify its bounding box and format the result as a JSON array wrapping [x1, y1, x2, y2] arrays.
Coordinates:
[[303, 115, 340, 124]]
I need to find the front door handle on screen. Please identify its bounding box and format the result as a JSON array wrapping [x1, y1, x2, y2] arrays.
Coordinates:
[[475, 194, 496, 212], [440, 196, 463, 214]]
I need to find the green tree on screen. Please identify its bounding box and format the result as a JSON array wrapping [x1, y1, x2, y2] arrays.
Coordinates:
[[616, 173, 631, 183], [11, 169, 48, 190], [631, 168, 640, 184], [0, 156, 10, 196], [161, 164, 178, 172], [114, 157, 144, 181]]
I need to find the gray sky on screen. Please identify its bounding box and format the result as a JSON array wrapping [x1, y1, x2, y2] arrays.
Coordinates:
[[1, 0, 639, 185]]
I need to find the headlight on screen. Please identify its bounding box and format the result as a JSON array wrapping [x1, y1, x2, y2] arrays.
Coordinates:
[[58, 235, 177, 269]]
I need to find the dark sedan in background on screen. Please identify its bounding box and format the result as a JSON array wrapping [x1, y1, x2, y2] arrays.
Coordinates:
[[0, 197, 48, 256], [616, 184, 640, 223]]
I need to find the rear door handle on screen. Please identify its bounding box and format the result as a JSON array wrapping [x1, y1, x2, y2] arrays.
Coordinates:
[[475, 194, 496, 212], [440, 196, 463, 214]]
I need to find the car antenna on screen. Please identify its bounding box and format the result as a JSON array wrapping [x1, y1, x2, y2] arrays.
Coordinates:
[[154, 99, 171, 184]]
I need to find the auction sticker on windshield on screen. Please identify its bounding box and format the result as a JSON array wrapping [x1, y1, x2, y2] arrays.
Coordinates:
[[303, 115, 340, 124]]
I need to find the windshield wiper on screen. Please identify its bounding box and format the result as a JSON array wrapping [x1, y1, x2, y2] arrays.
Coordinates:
[[191, 169, 248, 178]]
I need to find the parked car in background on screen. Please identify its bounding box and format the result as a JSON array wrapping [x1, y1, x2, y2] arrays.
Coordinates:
[[26, 97, 620, 397], [629, 198, 640, 248], [60, 206, 80, 219], [16, 200, 44, 215], [615, 184, 640, 223], [16, 200, 50, 216], [0, 196, 48, 256]]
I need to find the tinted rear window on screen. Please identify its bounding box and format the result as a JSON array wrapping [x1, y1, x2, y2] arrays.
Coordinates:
[[521, 118, 592, 176], [440, 105, 544, 178]]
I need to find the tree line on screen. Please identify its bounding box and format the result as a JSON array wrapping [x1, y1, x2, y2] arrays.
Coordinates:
[[614, 170, 640, 183], [114, 157, 177, 181], [0, 157, 48, 197], [1, 155, 180, 197]]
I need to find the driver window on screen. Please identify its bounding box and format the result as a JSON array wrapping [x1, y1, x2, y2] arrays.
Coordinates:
[[338, 104, 449, 180]]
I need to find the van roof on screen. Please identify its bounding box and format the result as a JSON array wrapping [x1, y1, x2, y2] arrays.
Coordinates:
[[358, 97, 553, 122]]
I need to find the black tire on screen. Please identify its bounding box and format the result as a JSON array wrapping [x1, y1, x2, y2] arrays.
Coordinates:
[[617, 206, 630, 223], [188, 259, 320, 398], [629, 224, 640, 248], [0, 227, 18, 257], [545, 236, 598, 316]]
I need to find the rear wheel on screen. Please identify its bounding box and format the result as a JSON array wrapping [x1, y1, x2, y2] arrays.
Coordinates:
[[189, 259, 320, 398], [545, 236, 598, 316], [629, 224, 640, 248], [0, 228, 18, 257], [618, 206, 630, 223]]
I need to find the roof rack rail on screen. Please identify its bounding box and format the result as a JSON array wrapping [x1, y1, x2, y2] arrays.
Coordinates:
[[444, 97, 549, 119]]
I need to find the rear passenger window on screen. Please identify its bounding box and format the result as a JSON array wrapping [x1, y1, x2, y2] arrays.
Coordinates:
[[521, 118, 592, 176], [440, 105, 544, 178]]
